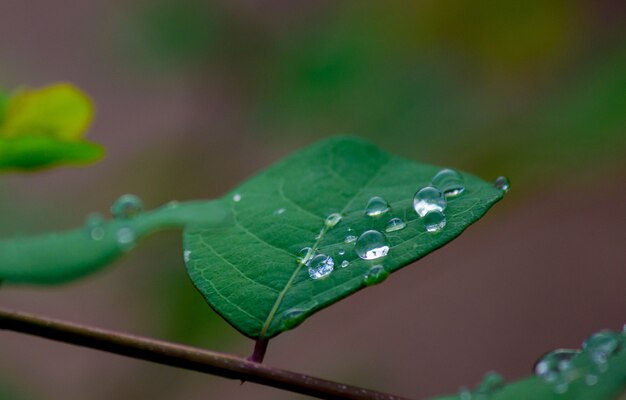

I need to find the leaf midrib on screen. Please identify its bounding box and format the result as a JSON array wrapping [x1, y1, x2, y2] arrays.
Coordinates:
[[258, 156, 391, 338]]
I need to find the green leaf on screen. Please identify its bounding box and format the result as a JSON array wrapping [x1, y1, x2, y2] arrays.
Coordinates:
[[0, 136, 103, 170], [0, 83, 104, 171], [432, 331, 626, 400], [0, 83, 93, 140], [184, 137, 504, 339], [0, 200, 231, 284]]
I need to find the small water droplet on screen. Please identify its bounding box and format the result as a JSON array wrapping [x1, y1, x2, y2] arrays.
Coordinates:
[[585, 374, 599, 386], [111, 194, 143, 220], [308, 254, 334, 279], [166, 200, 180, 208], [297, 247, 314, 265], [582, 330, 621, 364], [458, 387, 472, 400], [325, 213, 342, 228], [385, 218, 406, 233], [477, 372, 505, 394], [423, 210, 446, 233], [413, 186, 447, 217], [341, 260, 349, 268], [534, 349, 580, 383], [233, 193, 242, 202], [84, 213, 106, 241], [184, 250, 191, 263], [345, 235, 357, 244], [494, 176, 510, 192], [338, 249, 345, 256], [274, 208, 286, 215], [363, 265, 389, 286], [283, 308, 305, 329], [116, 227, 136, 251], [432, 168, 465, 197], [355, 230, 389, 260], [365, 196, 390, 217]]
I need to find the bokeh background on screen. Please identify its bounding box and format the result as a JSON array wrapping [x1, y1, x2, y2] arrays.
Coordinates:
[[0, 1, 625, 399]]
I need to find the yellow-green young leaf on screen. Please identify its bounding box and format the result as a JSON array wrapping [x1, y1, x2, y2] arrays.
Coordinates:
[[184, 137, 505, 339], [0, 136, 103, 171], [1, 83, 93, 140]]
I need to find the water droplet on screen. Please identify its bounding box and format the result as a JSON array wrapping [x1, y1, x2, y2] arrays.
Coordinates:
[[432, 168, 465, 197], [283, 308, 305, 329], [385, 218, 406, 233], [232, 193, 242, 202], [83, 213, 105, 240], [325, 213, 342, 228], [355, 230, 389, 260], [363, 265, 389, 286], [166, 200, 180, 208], [338, 249, 345, 256], [534, 349, 580, 383], [274, 208, 286, 215], [585, 374, 599, 386], [341, 260, 349, 268], [184, 250, 191, 263], [115, 227, 136, 251], [423, 210, 446, 233], [345, 235, 357, 244], [365, 196, 390, 217], [307, 254, 334, 279], [493, 176, 510, 192], [413, 186, 447, 217], [458, 387, 472, 400], [297, 247, 314, 265], [477, 372, 504, 394], [111, 194, 143, 220], [582, 330, 621, 363]]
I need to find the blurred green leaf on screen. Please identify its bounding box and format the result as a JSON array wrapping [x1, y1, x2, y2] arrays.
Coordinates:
[[1, 83, 93, 140], [0, 83, 103, 171], [184, 137, 503, 339]]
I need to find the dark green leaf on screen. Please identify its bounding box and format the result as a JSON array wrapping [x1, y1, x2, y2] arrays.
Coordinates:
[[0, 136, 103, 171], [184, 137, 504, 339]]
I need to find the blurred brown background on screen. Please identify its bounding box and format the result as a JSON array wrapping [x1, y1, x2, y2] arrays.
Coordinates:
[[0, 1, 625, 399]]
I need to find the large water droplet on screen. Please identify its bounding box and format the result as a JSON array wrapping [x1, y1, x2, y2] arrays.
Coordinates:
[[413, 186, 447, 217], [84, 213, 106, 241], [385, 218, 406, 233], [432, 168, 465, 197], [116, 227, 137, 251], [111, 194, 143, 220], [582, 330, 621, 363], [494, 176, 510, 193], [534, 349, 580, 383], [325, 213, 342, 228], [355, 230, 389, 260], [365, 196, 390, 217], [363, 265, 389, 286], [423, 210, 446, 233], [307, 254, 334, 280], [345, 235, 357, 244]]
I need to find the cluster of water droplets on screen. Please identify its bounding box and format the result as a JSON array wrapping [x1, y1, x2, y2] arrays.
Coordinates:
[[411, 169, 464, 233], [458, 372, 505, 400], [83, 194, 145, 252], [533, 327, 625, 394]]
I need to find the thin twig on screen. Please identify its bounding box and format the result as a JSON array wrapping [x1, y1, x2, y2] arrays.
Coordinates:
[[0, 308, 413, 400]]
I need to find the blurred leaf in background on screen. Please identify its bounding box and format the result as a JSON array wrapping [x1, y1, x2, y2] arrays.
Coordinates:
[[0, 83, 104, 171]]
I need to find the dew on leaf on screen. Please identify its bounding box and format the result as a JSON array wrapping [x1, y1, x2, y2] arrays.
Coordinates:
[[325, 213, 342, 228], [345, 235, 357, 244], [297, 247, 314, 265], [413, 186, 446, 217], [274, 208, 286, 215], [534, 349, 580, 383], [115, 227, 136, 251], [341, 260, 349, 268], [423, 210, 446, 233], [494, 176, 511, 193], [365, 196, 390, 217], [431, 168, 465, 197], [84, 213, 105, 241], [355, 230, 389, 260], [111, 194, 143, 220], [362, 265, 389, 286], [338, 249, 345, 256], [232, 193, 242, 202], [582, 330, 621, 364], [307, 254, 334, 280], [385, 217, 406, 233], [184, 250, 191, 263]]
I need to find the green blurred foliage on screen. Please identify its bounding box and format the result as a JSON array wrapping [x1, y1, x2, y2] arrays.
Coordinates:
[[0, 83, 103, 171]]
